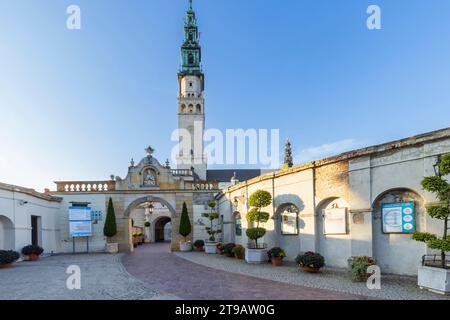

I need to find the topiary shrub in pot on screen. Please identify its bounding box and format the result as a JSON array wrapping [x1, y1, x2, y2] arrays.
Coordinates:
[[203, 200, 222, 254], [232, 245, 245, 260], [412, 154, 450, 294], [222, 243, 236, 257], [245, 190, 271, 264], [0, 250, 20, 268], [104, 197, 118, 253], [179, 202, 192, 252], [21, 245, 44, 261], [268, 247, 286, 266], [295, 251, 325, 273], [194, 240, 205, 251]]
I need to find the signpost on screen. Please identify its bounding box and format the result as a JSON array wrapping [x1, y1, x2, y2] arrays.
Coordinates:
[[324, 208, 347, 235], [382, 202, 415, 234], [69, 206, 92, 253]]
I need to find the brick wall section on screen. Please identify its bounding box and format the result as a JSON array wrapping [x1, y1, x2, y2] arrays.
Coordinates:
[[315, 161, 350, 202]]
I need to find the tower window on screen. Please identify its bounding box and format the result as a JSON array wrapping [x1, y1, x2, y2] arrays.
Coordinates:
[[196, 104, 201, 113], [188, 54, 194, 65], [189, 82, 193, 87]]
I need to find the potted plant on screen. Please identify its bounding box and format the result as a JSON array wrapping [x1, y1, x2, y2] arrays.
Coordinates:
[[137, 232, 144, 245], [179, 202, 192, 252], [144, 221, 151, 243], [295, 251, 325, 273], [245, 190, 271, 264], [194, 240, 205, 251], [216, 242, 224, 255], [223, 243, 236, 257], [132, 233, 140, 247], [268, 247, 286, 266], [21, 245, 44, 261], [203, 200, 222, 254], [350, 256, 376, 282], [104, 198, 118, 253], [0, 250, 20, 268], [232, 245, 245, 260], [413, 154, 450, 294]]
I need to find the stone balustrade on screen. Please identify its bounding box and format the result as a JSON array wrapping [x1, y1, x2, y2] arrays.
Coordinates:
[[55, 181, 116, 193]]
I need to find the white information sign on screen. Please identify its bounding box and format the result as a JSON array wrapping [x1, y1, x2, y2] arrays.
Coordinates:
[[324, 208, 347, 235], [69, 206, 92, 237]]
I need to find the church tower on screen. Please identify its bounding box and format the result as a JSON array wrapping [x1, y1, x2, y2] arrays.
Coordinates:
[[176, 0, 207, 180]]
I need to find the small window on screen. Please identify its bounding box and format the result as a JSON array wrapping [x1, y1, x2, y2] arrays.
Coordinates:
[[189, 82, 193, 87], [235, 213, 242, 236]]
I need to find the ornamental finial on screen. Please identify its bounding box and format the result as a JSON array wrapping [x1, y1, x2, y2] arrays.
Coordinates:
[[189, 0, 193, 10], [145, 146, 154, 157]]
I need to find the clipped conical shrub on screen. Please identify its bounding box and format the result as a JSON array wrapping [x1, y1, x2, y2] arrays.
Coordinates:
[[104, 198, 117, 239], [179, 202, 192, 241]]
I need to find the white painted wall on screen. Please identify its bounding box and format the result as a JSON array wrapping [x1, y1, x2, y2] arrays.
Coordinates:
[[0, 186, 61, 253]]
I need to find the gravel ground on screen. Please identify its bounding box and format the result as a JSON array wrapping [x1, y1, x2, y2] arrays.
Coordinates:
[[175, 251, 450, 300], [0, 253, 165, 300]]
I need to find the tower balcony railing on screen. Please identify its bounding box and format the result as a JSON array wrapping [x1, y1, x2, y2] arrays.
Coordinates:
[[171, 169, 194, 177], [55, 181, 116, 193], [185, 180, 219, 191]]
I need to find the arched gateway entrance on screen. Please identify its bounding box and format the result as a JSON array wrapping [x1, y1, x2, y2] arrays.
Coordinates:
[[124, 196, 176, 252]]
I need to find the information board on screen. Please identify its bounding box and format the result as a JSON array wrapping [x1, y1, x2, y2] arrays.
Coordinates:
[[382, 202, 415, 234], [69, 206, 92, 237], [324, 208, 347, 235]]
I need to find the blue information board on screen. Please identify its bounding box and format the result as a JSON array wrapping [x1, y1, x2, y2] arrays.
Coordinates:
[[381, 202, 415, 233]]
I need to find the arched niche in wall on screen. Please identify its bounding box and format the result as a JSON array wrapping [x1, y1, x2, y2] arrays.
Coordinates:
[[233, 211, 242, 237], [315, 197, 351, 269], [273, 203, 301, 260], [139, 166, 160, 187], [371, 188, 426, 275], [0, 215, 15, 250]]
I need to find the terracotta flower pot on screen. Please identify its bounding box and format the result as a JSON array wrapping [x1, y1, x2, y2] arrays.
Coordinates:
[[302, 266, 320, 273], [271, 258, 284, 266], [28, 254, 40, 262], [225, 253, 234, 258], [195, 246, 204, 252], [0, 263, 15, 269]]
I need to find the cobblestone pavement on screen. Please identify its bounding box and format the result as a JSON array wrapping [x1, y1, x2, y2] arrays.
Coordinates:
[[0, 253, 163, 300], [122, 243, 372, 300], [176, 250, 450, 300]]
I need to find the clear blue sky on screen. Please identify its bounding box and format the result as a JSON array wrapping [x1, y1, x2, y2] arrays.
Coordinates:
[[1, 0, 449, 191]]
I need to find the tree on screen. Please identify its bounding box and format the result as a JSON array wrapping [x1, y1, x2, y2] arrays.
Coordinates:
[[203, 200, 221, 242], [246, 190, 272, 248], [104, 198, 117, 239], [179, 202, 192, 241], [413, 154, 450, 268]]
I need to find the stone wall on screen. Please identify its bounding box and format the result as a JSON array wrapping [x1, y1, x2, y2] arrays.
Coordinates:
[[218, 128, 450, 275]]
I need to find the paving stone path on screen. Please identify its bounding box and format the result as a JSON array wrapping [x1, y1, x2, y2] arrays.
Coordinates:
[[0, 253, 161, 300], [122, 242, 372, 300], [176, 248, 450, 300]]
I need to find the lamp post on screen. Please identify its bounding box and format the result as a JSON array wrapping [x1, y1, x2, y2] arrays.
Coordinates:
[[144, 202, 154, 243]]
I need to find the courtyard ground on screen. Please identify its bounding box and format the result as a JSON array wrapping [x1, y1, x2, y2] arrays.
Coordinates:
[[0, 242, 448, 300]]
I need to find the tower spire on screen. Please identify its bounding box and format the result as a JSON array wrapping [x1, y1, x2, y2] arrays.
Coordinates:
[[189, 0, 193, 10]]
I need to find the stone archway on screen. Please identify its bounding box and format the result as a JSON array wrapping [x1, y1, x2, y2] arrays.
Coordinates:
[[0, 215, 15, 250], [154, 216, 171, 242], [123, 196, 176, 252]]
